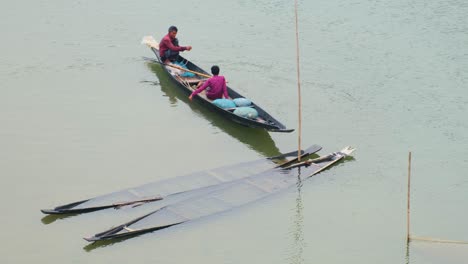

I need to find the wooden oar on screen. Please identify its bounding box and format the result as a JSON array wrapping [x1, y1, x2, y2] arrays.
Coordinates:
[[141, 36, 160, 50], [153, 59, 211, 79], [141, 36, 212, 78]]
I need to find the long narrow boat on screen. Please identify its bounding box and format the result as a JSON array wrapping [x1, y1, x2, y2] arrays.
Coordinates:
[[141, 36, 293, 133], [41, 145, 321, 215], [84, 146, 355, 242]]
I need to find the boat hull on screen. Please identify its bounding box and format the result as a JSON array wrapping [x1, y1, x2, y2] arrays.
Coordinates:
[[41, 145, 321, 215], [84, 147, 355, 242], [149, 47, 293, 132]]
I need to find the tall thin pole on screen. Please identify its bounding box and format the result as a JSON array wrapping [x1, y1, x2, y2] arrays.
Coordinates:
[[407, 151, 412, 243], [405, 151, 468, 245], [294, 0, 302, 160]]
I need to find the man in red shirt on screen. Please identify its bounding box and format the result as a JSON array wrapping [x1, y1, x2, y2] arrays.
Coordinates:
[[159, 26, 192, 63], [189, 66, 230, 101]]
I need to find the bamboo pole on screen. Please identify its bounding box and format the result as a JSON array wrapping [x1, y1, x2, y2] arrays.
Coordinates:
[[407, 151, 412, 243], [294, 0, 302, 161], [411, 237, 468, 244], [405, 151, 468, 245]]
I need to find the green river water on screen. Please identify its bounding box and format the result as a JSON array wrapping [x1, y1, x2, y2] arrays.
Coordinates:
[[1, 0, 467, 263]]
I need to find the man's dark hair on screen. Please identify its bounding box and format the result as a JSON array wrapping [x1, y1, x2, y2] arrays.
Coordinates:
[[211, 65, 220, 75], [168, 26, 178, 32]]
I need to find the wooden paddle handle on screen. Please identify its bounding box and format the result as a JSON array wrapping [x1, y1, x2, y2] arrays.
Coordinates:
[[166, 63, 211, 78]]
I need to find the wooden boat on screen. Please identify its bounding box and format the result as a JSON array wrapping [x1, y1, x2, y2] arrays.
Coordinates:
[[84, 146, 355, 242], [148, 62, 283, 158], [41, 145, 321, 215], [141, 36, 294, 133]]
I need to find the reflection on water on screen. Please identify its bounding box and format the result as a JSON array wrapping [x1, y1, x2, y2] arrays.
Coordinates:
[[285, 156, 354, 263], [405, 241, 410, 264], [288, 170, 305, 264], [145, 62, 282, 158], [41, 213, 77, 225], [83, 235, 138, 252]]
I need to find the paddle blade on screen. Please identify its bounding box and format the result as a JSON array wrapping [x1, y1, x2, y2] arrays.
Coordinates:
[[141, 36, 159, 50]]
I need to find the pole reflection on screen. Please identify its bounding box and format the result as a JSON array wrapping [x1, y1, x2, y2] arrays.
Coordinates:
[[288, 168, 305, 264]]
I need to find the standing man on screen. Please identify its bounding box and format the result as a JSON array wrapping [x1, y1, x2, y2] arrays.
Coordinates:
[[159, 26, 192, 63]]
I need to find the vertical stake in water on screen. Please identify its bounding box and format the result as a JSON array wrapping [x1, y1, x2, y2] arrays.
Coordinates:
[[294, 0, 302, 160], [407, 151, 412, 243], [405, 152, 468, 245]]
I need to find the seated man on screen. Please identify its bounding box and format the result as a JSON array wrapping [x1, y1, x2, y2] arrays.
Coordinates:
[[159, 26, 192, 63], [189, 65, 230, 101]]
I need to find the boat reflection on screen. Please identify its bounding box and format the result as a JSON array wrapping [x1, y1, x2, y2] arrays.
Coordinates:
[[83, 234, 140, 252], [145, 62, 282, 158], [41, 213, 77, 225]]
